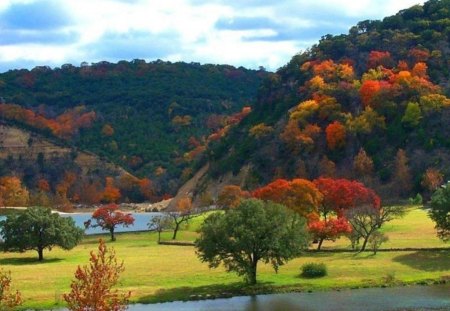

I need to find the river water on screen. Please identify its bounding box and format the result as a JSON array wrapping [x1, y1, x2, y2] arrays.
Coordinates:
[[49, 284, 450, 311]]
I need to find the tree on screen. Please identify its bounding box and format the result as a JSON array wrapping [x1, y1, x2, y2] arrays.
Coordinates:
[[353, 148, 374, 180], [148, 214, 173, 243], [428, 182, 450, 241], [166, 197, 198, 240], [345, 205, 405, 251], [64, 239, 130, 311], [217, 185, 250, 209], [308, 216, 352, 250], [195, 199, 309, 285], [0, 176, 29, 207], [0, 270, 22, 310], [253, 178, 322, 216], [368, 231, 389, 255], [393, 149, 413, 196], [87, 204, 134, 241], [102, 177, 121, 203], [401, 102, 422, 127], [421, 168, 444, 193], [325, 121, 346, 150], [0, 207, 83, 261]]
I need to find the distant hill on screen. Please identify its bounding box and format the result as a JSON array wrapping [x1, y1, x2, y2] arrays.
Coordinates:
[[0, 60, 267, 200], [186, 0, 450, 204]]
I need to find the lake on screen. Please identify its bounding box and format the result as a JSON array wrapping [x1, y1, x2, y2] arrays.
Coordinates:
[[0, 212, 160, 235], [49, 284, 450, 311]]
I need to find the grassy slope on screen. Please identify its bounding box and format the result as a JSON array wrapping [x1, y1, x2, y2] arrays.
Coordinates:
[[1, 207, 449, 310]]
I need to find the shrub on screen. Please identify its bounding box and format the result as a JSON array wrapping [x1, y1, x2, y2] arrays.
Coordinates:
[[300, 263, 327, 278]]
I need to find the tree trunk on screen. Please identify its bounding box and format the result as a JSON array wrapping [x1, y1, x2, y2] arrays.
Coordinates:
[[110, 227, 116, 241], [317, 238, 324, 250], [248, 257, 258, 285], [157, 230, 161, 243], [37, 247, 44, 261], [172, 222, 180, 240], [360, 235, 369, 251]]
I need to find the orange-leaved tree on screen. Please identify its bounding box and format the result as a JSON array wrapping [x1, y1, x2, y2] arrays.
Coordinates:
[[325, 121, 346, 150], [217, 185, 250, 209], [253, 178, 322, 216], [87, 204, 134, 241], [64, 239, 130, 311], [0, 269, 22, 310]]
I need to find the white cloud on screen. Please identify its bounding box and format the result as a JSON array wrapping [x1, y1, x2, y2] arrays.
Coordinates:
[[0, 0, 425, 72]]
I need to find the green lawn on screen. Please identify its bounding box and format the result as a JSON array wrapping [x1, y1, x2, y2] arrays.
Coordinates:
[[1, 207, 449, 310]]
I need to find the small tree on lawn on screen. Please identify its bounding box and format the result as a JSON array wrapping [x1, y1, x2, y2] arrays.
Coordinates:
[[345, 205, 406, 251], [428, 181, 450, 241], [148, 214, 173, 243], [0, 207, 84, 261], [368, 231, 389, 255], [64, 239, 130, 311], [195, 199, 309, 285], [0, 270, 22, 310], [308, 216, 352, 250], [167, 197, 198, 240], [86, 204, 134, 241]]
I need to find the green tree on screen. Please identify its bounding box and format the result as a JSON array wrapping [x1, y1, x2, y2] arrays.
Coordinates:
[[0, 207, 84, 261], [195, 199, 309, 285], [401, 102, 422, 127], [429, 182, 450, 241]]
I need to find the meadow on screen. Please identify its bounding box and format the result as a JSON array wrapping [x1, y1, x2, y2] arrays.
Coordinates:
[[0, 206, 449, 310]]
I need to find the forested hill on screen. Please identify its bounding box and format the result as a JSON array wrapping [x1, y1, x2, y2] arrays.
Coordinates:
[[0, 60, 267, 201], [197, 0, 450, 202]]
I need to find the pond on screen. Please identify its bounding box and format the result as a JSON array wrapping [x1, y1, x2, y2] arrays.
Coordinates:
[[49, 284, 450, 311]]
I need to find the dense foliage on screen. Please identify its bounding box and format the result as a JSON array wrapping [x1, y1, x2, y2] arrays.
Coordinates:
[[205, 0, 450, 201], [0, 207, 84, 260], [0, 60, 266, 198], [64, 239, 130, 311], [195, 199, 309, 284], [428, 181, 450, 241]]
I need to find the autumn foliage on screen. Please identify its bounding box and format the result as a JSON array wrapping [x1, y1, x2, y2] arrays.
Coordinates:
[[253, 178, 322, 216], [0, 270, 22, 310], [88, 204, 135, 241], [64, 239, 130, 311], [325, 121, 346, 150]]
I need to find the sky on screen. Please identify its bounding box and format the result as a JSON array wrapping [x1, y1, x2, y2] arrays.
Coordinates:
[[0, 0, 424, 73]]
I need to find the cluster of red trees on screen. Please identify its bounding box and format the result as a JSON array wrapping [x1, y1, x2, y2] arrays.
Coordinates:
[[219, 177, 383, 250], [0, 104, 96, 139]]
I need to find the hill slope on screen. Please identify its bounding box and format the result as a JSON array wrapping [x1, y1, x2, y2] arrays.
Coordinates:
[[0, 61, 267, 198], [187, 0, 450, 203]]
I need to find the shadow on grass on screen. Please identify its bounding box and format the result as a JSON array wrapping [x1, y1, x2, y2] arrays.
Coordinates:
[[0, 257, 63, 265], [136, 281, 294, 304], [392, 250, 450, 271]]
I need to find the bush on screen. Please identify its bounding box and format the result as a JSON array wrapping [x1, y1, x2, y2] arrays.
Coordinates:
[[300, 263, 327, 278]]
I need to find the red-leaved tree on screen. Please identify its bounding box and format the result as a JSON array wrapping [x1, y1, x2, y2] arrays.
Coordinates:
[[64, 239, 130, 311], [87, 204, 134, 241], [308, 216, 352, 250]]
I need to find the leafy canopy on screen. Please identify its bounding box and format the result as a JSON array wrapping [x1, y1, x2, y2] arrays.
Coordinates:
[[195, 199, 309, 285], [0, 207, 84, 261]]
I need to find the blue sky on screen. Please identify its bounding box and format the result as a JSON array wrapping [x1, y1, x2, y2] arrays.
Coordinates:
[[0, 0, 424, 73]]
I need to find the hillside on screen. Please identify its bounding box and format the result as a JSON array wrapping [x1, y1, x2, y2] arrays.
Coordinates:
[[186, 0, 450, 204], [0, 61, 267, 199]]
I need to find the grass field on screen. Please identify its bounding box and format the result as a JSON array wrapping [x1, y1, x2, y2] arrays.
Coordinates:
[[1, 206, 449, 310]]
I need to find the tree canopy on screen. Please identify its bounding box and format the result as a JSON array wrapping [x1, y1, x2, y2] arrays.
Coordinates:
[[429, 181, 450, 241], [195, 199, 309, 285], [0, 207, 84, 261]]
